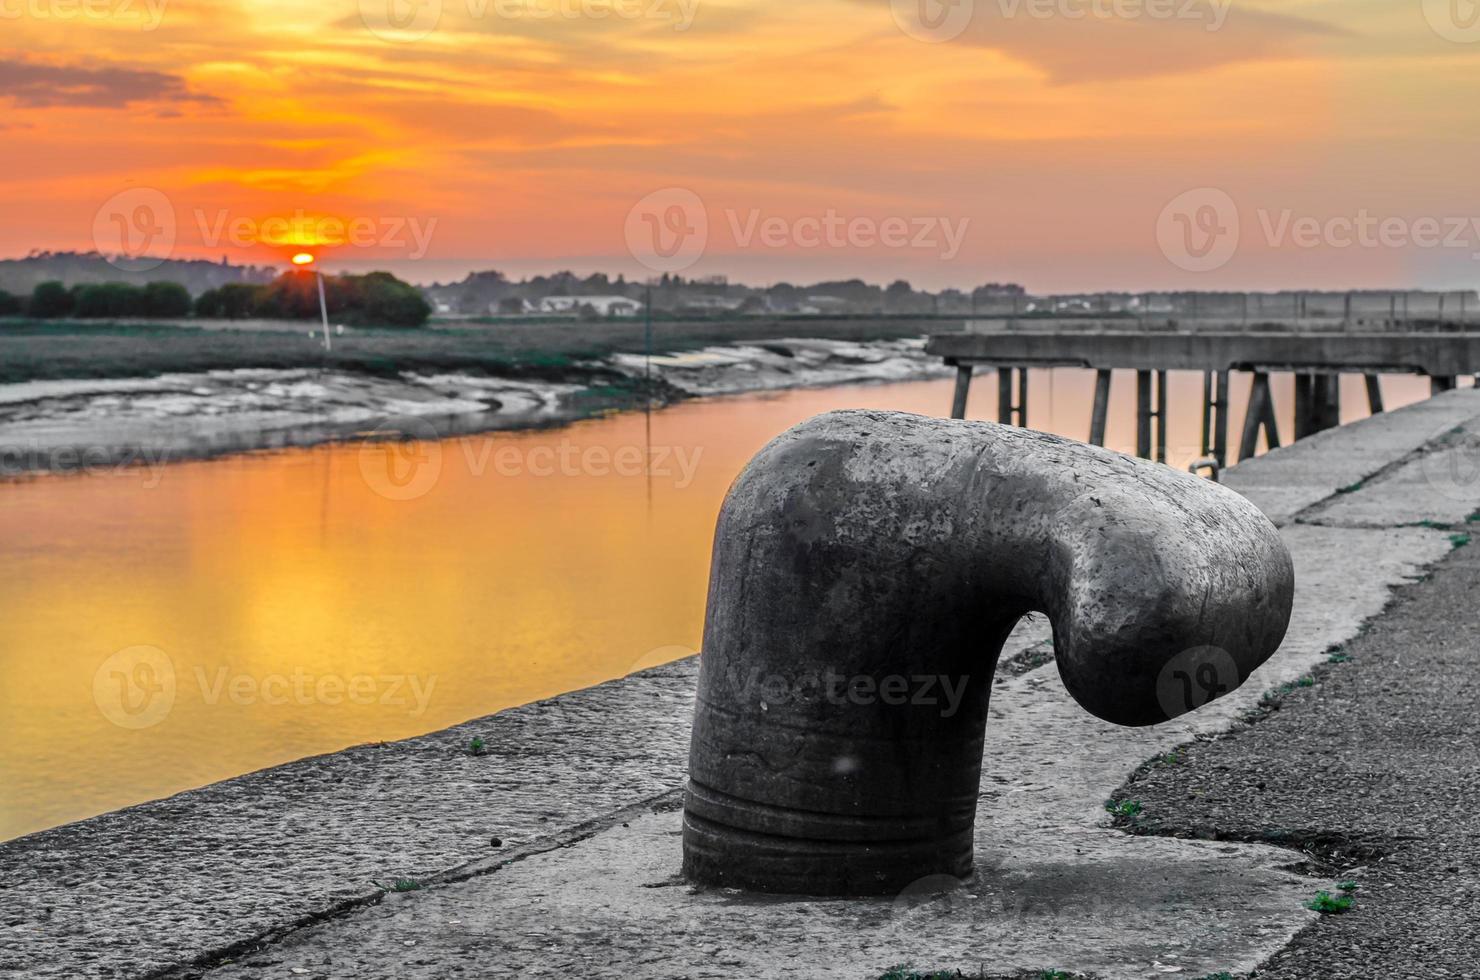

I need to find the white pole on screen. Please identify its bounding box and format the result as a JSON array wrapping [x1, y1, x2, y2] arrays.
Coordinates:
[[316, 269, 331, 352]]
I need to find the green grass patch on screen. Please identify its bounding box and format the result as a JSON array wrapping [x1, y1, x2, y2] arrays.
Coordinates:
[[1105, 799, 1143, 819], [1338, 880, 1359, 892], [467, 736, 487, 756], [1449, 533, 1471, 549], [374, 878, 424, 893], [1271, 675, 1317, 698], [877, 967, 962, 980], [1305, 890, 1355, 914]]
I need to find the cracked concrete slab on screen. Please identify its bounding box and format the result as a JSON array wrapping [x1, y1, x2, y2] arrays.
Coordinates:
[[1304, 434, 1480, 528], [1222, 387, 1480, 526], [6, 389, 1480, 980], [184, 519, 1452, 980]]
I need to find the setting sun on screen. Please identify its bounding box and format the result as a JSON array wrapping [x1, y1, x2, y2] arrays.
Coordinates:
[[290, 252, 315, 266]]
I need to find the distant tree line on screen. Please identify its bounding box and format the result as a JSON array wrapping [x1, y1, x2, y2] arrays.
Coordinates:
[[0, 280, 192, 319], [423, 269, 1030, 317], [0, 270, 431, 328], [195, 271, 430, 327]]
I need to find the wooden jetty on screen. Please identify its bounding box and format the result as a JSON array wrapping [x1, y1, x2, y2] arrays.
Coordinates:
[[927, 316, 1480, 469]]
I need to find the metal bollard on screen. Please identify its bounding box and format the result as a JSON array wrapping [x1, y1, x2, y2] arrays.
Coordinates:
[[683, 410, 1293, 895]]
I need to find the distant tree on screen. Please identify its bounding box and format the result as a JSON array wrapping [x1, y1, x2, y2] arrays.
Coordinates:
[[346, 271, 432, 327], [142, 281, 192, 318], [72, 282, 147, 318], [195, 283, 265, 319], [28, 280, 74, 318], [0, 290, 22, 316]]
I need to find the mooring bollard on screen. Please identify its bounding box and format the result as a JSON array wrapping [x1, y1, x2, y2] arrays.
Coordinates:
[[683, 410, 1294, 895]]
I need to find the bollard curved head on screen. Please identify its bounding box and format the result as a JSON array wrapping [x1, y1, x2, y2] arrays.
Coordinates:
[[683, 410, 1293, 895]]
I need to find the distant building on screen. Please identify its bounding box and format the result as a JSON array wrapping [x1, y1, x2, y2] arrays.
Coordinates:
[[803, 295, 852, 314], [536, 295, 642, 316], [679, 294, 745, 312]]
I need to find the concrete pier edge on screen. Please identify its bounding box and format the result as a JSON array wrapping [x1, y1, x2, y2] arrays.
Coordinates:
[[7, 388, 1480, 979]]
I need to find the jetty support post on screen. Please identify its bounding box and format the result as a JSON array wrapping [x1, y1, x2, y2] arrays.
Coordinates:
[[1293, 373, 1313, 439], [1201, 369, 1232, 468], [1135, 370, 1152, 458], [1136, 370, 1167, 462], [1089, 368, 1112, 447], [1294, 372, 1342, 439], [950, 363, 973, 420], [1200, 371, 1213, 457], [1238, 371, 1280, 461], [996, 367, 1028, 427], [1365, 374, 1385, 414], [1155, 369, 1167, 463], [1315, 373, 1341, 431], [1212, 370, 1230, 468]]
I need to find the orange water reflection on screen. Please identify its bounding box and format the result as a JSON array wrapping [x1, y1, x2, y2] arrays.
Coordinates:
[[0, 371, 1439, 840]]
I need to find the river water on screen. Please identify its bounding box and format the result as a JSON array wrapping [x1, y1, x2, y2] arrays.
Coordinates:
[[0, 369, 1439, 840]]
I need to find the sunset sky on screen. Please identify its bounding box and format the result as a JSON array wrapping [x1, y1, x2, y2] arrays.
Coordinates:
[[3, 0, 1479, 291]]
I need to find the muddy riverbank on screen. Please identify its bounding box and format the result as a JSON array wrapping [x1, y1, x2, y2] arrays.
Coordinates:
[[0, 336, 947, 478]]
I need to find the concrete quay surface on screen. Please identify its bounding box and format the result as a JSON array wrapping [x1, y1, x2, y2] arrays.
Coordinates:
[[6, 389, 1480, 979]]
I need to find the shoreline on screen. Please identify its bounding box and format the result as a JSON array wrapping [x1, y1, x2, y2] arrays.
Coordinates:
[[0, 336, 949, 481]]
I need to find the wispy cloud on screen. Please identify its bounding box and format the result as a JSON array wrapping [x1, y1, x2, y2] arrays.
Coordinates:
[[0, 59, 221, 108]]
